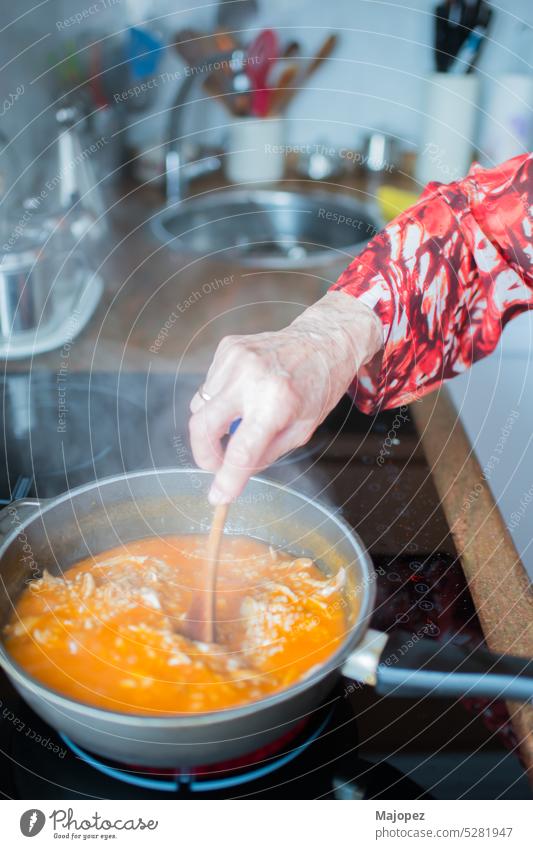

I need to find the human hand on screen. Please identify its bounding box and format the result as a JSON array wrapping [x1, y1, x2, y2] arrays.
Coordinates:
[[189, 291, 383, 504]]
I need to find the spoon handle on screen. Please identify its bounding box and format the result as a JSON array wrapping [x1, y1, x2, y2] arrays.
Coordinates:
[[184, 419, 239, 642], [202, 419, 240, 640], [203, 502, 229, 643]]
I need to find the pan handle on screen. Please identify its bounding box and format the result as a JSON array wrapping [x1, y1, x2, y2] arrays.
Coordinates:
[[342, 628, 533, 702], [0, 499, 43, 545]]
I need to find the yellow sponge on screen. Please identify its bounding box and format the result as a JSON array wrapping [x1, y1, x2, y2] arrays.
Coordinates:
[[377, 185, 420, 222]]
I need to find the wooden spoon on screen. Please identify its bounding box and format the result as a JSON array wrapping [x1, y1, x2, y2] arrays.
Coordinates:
[[182, 502, 229, 643]]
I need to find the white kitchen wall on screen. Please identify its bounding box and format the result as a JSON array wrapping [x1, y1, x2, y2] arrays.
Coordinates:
[[447, 316, 533, 580], [6, 1, 533, 154], [49, 1, 533, 153], [437, 2, 533, 582]]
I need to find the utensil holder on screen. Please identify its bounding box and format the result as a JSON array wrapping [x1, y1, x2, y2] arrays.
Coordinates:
[[479, 74, 533, 166], [225, 117, 285, 185], [416, 73, 480, 186]]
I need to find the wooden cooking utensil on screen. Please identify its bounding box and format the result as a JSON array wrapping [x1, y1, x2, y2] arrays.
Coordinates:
[[173, 28, 212, 66], [267, 63, 299, 116], [182, 502, 229, 643], [306, 33, 338, 77], [273, 33, 338, 114], [281, 40, 300, 59]]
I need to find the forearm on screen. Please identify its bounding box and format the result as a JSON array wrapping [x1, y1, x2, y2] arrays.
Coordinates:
[[331, 153, 533, 413], [289, 291, 384, 406]]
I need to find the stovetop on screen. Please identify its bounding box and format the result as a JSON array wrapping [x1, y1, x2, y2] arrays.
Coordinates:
[[0, 371, 530, 800]]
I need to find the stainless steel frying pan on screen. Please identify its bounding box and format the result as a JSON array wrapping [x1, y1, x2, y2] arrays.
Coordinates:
[[0, 469, 531, 767]]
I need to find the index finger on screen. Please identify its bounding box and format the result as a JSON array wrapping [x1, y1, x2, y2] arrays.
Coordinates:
[[189, 396, 241, 472], [208, 414, 282, 504]]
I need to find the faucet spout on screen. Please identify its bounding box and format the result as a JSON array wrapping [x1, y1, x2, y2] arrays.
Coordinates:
[[164, 52, 230, 204]]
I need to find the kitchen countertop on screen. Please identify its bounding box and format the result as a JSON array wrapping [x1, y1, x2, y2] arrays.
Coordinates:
[[4, 169, 532, 780], [412, 390, 533, 784]]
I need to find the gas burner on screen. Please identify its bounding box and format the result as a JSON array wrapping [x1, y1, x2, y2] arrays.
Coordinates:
[[0, 474, 32, 506], [59, 711, 332, 795]]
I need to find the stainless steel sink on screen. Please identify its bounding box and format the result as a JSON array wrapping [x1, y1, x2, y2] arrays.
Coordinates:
[[151, 189, 381, 269]]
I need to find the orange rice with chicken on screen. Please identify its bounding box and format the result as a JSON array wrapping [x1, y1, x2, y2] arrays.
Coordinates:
[[4, 535, 349, 714]]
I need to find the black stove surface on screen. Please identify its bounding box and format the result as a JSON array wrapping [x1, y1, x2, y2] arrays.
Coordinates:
[[0, 371, 530, 800]]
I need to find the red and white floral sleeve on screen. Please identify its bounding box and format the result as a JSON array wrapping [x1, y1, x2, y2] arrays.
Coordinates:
[[330, 153, 533, 414]]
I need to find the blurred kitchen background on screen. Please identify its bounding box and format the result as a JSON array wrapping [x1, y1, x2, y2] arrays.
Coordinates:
[[1, 0, 533, 575]]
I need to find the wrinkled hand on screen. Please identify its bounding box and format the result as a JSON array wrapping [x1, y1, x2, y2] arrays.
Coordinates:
[[189, 291, 383, 504]]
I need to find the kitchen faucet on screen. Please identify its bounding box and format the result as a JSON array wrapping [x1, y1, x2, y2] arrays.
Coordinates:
[[165, 51, 231, 204]]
